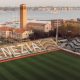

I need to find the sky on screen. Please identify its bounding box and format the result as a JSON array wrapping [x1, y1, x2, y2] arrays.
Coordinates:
[[0, 0, 80, 7]]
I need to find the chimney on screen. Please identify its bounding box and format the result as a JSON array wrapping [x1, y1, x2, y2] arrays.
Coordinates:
[[20, 4, 27, 29]]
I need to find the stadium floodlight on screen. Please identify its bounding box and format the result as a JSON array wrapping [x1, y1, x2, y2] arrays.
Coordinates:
[[56, 19, 59, 44], [54, 10, 59, 45]]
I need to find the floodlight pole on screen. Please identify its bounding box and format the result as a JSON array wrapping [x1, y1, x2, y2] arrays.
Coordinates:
[[56, 19, 58, 44]]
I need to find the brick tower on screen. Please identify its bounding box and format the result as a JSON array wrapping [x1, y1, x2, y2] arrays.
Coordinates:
[[20, 4, 27, 29]]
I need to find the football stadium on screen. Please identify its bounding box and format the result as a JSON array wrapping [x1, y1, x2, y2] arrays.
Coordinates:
[[0, 38, 80, 80], [0, 3, 80, 80]]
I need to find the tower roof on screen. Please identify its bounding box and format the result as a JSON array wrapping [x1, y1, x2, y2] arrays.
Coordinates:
[[20, 4, 26, 7]]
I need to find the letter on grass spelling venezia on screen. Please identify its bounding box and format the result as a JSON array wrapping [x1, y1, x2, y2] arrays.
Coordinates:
[[0, 42, 45, 59]]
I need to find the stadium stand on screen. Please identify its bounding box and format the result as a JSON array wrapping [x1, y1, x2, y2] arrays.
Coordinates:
[[39, 38, 57, 51], [59, 37, 80, 53], [0, 38, 58, 61]]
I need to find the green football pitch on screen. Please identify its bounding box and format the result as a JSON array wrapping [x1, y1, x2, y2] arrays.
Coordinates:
[[0, 50, 80, 80]]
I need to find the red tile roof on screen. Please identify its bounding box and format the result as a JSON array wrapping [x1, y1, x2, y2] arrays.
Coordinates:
[[14, 28, 26, 34], [0, 26, 14, 31], [0, 26, 26, 34]]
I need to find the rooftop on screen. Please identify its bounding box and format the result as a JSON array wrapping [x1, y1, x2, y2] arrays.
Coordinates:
[[27, 22, 46, 26], [14, 28, 26, 34], [0, 26, 14, 31]]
